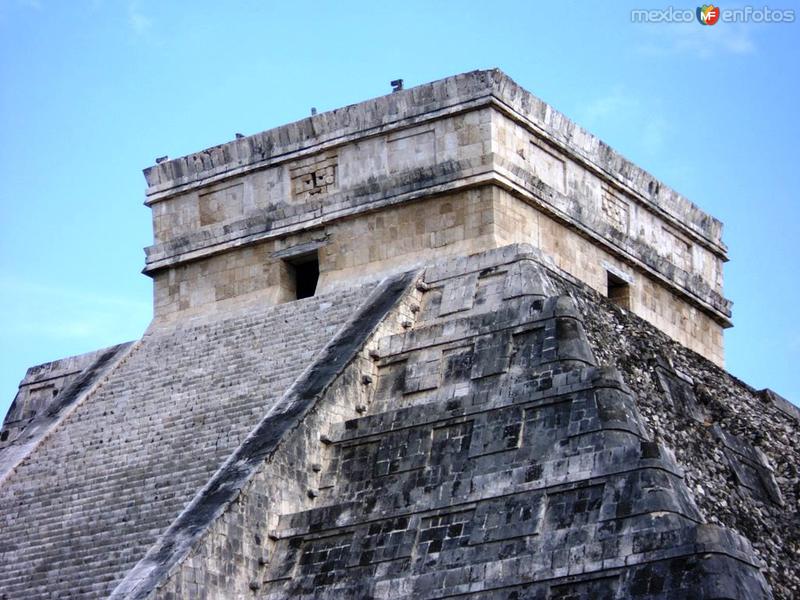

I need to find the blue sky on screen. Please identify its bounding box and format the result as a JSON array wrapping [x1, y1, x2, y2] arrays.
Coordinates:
[[0, 1, 798, 420]]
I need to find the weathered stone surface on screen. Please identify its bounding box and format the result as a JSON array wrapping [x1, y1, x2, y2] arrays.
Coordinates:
[[97, 247, 780, 600], [240, 248, 770, 600], [0, 287, 371, 598], [140, 70, 730, 365], [0, 342, 133, 481], [1, 71, 796, 600], [573, 266, 800, 599]]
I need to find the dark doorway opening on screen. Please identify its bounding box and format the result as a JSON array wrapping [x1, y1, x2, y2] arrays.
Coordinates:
[[606, 271, 630, 310], [289, 253, 320, 300]]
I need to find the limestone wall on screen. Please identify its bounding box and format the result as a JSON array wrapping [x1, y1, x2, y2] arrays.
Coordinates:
[[141, 69, 731, 366], [491, 109, 724, 294], [493, 189, 725, 365], [152, 189, 498, 320], [151, 181, 724, 366], [148, 109, 493, 249]]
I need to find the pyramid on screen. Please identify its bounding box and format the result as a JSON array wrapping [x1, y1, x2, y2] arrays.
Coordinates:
[[0, 70, 796, 599]]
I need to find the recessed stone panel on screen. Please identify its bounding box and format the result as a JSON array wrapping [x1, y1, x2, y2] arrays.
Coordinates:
[[387, 129, 435, 174], [198, 182, 244, 226], [468, 490, 544, 544], [601, 184, 630, 233], [662, 226, 692, 272], [529, 139, 566, 193]]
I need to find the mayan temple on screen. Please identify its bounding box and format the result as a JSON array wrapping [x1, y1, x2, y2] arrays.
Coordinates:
[[1, 69, 797, 599]]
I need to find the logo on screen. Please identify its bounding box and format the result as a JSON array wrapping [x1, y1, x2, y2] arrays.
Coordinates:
[[697, 4, 721, 25], [631, 4, 795, 24]]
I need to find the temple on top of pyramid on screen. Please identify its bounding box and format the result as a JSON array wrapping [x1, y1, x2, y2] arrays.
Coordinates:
[[0, 70, 797, 600], [141, 69, 729, 365]]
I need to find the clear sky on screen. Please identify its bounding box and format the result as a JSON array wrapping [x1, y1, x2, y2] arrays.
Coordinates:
[[1, 1, 798, 422]]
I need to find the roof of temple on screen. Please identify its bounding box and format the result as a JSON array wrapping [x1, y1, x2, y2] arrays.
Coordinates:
[[142, 69, 726, 255], [1, 245, 796, 599]]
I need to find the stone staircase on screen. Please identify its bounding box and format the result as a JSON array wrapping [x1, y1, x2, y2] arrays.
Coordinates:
[[0, 247, 775, 599], [0, 286, 370, 599]]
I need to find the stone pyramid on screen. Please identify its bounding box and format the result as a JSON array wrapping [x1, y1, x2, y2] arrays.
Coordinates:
[[0, 70, 796, 599]]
